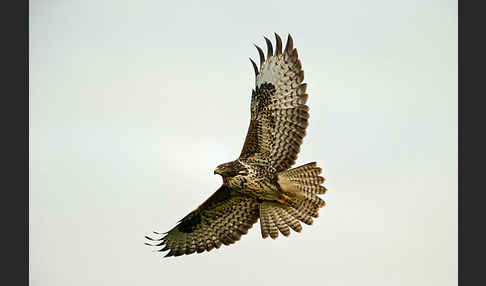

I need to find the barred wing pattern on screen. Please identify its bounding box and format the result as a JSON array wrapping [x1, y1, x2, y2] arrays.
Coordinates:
[[145, 185, 259, 257], [240, 34, 309, 172]]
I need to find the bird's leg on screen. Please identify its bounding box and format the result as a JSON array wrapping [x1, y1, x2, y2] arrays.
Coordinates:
[[277, 193, 292, 204]]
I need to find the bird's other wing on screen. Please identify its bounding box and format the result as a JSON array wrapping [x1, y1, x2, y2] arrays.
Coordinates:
[[239, 33, 309, 172], [145, 185, 259, 257]]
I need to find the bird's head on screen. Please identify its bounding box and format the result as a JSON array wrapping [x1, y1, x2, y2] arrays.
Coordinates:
[[214, 161, 247, 178]]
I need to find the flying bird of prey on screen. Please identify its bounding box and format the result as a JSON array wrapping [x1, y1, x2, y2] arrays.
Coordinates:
[[146, 33, 327, 257]]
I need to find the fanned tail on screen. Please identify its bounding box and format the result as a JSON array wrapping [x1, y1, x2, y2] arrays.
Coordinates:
[[259, 162, 327, 239]]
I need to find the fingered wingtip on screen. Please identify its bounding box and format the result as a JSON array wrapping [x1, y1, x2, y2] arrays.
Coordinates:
[[275, 33, 283, 55], [285, 34, 294, 53], [145, 235, 158, 241], [164, 250, 175, 257], [249, 57, 259, 77], [145, 242, 158, 247], [254, 44, 265, 67], [264, 36, 273, 58]]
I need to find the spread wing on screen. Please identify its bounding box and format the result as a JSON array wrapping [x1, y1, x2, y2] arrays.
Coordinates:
[[239, 33, 309, 172], [145, 185, 259, 257]]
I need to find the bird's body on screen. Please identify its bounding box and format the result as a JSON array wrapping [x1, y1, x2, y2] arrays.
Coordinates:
[[146, 33, 327, 257], [220, 159, 282, 202]]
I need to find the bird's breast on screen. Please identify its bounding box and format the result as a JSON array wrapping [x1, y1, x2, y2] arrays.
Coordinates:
[[224, 175, 248, 190]]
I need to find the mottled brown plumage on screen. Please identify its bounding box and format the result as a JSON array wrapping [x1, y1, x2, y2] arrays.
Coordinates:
[[146, 33, 327, 257]]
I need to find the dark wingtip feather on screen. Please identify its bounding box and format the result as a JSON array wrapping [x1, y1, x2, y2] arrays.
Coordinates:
[[291, 48, 299, 60], [298, 70, 304, 81], [285, 34, 294, 53], [145, 235, 160, 241], [163, 251, 173, 258], [249, 58, 259, 76], [162, 247, 173, 257], [299, 83, 307, 93], [275, 33, 282, 55], [254, 44, 265, 67], [264, 36, 273, 58], [145, 237, 166, 247]]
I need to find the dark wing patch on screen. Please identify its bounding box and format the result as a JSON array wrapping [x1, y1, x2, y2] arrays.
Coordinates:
[[240, 34, 309, 172], [177, 212, 201, 233], [146, 185, 259, 257]]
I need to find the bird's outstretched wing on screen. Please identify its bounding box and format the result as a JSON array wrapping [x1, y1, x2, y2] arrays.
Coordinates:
[[239, 33, 309, 172], [145, 185, 259, 257]]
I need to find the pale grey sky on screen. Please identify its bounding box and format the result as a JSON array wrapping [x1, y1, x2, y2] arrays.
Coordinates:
[[30, 0, 457, 285]]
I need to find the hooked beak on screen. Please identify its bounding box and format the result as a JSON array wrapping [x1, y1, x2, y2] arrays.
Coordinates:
[[214, 167, 222, 175]]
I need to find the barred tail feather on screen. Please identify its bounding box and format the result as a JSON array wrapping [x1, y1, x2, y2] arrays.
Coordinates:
[[278, 162, 327, 199], [258, 162, 327, 238], [271, 207, 290, 237], [259, 203, 272, 239], [277, 206, 302, 233]]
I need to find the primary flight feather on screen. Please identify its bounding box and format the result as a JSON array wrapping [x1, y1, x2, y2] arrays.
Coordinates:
[[146, 33, 327, 257]]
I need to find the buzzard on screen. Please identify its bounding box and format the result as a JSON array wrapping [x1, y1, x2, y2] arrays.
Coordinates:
[[146, 33, 327, 257]]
